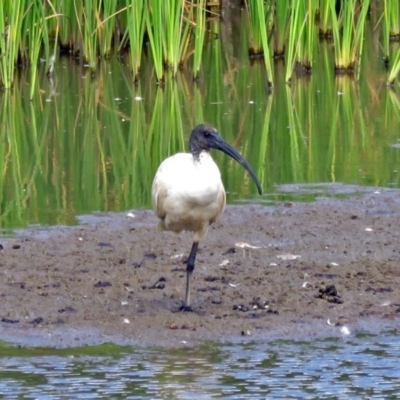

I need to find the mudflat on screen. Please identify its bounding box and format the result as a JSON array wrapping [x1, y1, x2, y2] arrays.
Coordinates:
[[1, 188, 399, 347]]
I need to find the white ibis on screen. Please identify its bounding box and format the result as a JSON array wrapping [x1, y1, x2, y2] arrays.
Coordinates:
[[151, 124, 262, 311]]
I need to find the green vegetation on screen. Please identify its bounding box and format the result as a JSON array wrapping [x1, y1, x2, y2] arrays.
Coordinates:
[[2, 35, 400, 228], [244, 0, 273, 85], [0, 1, 399, 89]]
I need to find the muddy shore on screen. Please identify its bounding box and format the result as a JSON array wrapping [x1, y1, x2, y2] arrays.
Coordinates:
[[1, 188, 400, 348]]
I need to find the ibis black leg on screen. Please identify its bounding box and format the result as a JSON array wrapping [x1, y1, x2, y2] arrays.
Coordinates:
[[180, 242, 199, 312]]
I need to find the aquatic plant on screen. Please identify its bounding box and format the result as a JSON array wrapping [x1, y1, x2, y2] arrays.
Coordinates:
[[384, 0, 400, 41], [26, 2, 53, 99], [383, 0, 400, 84], [387, 44, 400, 85], [80, 0, 98, 71], [329, 0, 370, 73], [144, 2, 164, 82], [273, 0, 289, 58], [120, 0, 146, 81], [1, 0, 400, 89], [192, 0, 207, 80], [285, 2, 309, 82], [244, 0, 273, 86], [0, 0, 26, 88]]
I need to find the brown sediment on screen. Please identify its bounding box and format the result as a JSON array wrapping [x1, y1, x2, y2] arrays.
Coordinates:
[[1, 189, 400, 347]]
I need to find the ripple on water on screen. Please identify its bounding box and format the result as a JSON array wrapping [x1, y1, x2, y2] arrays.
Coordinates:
[[0, 332, 399, 398]]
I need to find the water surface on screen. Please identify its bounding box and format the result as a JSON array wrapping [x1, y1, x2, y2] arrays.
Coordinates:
[[0, 331, 399, 398], [1, 18, 399, 229]]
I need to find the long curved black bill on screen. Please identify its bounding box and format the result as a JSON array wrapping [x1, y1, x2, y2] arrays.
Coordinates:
[[210, 135, 262, 195]]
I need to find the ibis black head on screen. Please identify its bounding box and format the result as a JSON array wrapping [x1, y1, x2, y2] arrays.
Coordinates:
[[189, 124, 263, 195]]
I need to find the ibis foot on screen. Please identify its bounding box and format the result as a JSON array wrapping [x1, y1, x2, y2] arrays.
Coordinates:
[[178, 304, 194, 312]]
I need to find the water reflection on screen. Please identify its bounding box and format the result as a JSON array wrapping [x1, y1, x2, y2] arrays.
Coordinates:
[[0, 332, 399, 398], [1, 21, 400, 229]]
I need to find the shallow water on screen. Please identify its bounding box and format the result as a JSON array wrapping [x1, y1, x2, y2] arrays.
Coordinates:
[[1, 12, 400, 229], [1, 9, 400, 400], [0, 331, 399, 399]]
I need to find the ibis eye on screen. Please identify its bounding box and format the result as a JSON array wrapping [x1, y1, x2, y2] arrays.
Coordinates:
[[204, 131, 210, 137]]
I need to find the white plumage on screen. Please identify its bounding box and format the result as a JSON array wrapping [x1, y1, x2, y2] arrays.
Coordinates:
[[152, 152, 225, 242], [152, 124, 262, 311]]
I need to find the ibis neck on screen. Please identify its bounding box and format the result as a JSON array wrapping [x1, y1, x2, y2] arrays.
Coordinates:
[[192, 148, 209, 162]]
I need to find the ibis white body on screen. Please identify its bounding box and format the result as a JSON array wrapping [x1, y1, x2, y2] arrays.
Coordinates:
[[151, 124, 262, 310], [152, 152, 226, 242]]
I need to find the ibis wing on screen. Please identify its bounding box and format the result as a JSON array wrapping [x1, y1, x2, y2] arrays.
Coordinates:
[[210, 187, 226, 225], [151, 176, 167, 220]]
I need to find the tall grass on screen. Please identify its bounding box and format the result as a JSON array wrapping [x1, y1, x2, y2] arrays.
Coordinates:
[[329, 0, 370, 72], [0, 0, 26, 88], [387, 43, 400, 85], [98, 0, 118, 58], [383, 0, 400, 84], [79, 0, 98, 71], [384, 0, 400, 40], [192, 0, 207, 80], [144, 2, 164, 82], [286, 4, 301, 82], [297, 1, 318, 70], [120, 0, 146, 81], [245, 0, 273, 86], [318, 0, 333, 37], [0, 1, 399, 89], [273, 1, 289, 58], [55, 1, 76, 50], [4, 30, 400, 228]]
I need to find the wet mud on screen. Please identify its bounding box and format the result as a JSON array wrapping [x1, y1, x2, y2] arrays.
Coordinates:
[[1, 189, 400, 347]]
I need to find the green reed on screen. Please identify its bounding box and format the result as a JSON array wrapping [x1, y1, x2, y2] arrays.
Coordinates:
[[0, 0, 26, 88], [273, 0, 289, 57], [164, 0, 191, 75], [245, 0, 273, 86], [144, 2, 164, 82], [330, 0, 370, 72], [384, 0, 400, 40], [4, 28, 400, 229], [383, 0, 400, 84], [318, 0, 332, 37], [26, 2, 53, 99], [80, 0, 98, 71], [299, 0, 318, 70], [387, 43, 400, 85], [286, 2, 308, 82], [286, 0, 317, 81], [120, 0, 146, 81], [98, 0, 118, 57], [192, 0, 207, 80], [1, 1, 400, 90], [55, 1, 76, 49]]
